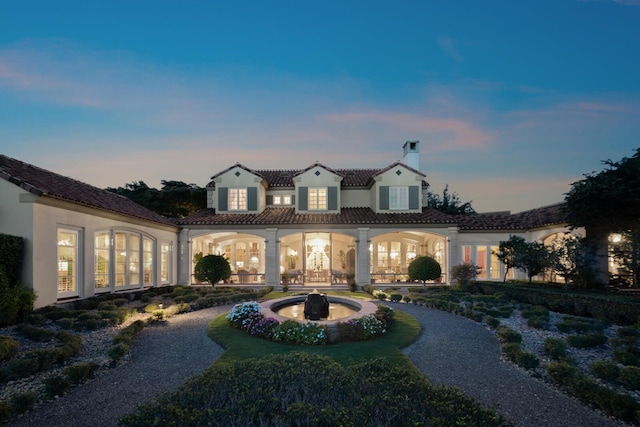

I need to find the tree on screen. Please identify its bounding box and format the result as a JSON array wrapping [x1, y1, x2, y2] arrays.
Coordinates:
[[426, 184, 476, 215], [565, 148, 640, 232], [408, 256, 442, 285], [193, 255, 231, 286], [610, 230, 640, 287], [550, 235, 599, 289], [564, 148, 640, 286], [519, 241, 552, 284], [494, 235, 528, 282], [107, 180, 206, 218]]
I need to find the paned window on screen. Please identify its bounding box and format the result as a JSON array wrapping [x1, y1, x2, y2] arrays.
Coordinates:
[[58, 229, 79, 296], [389, 186, 408, 210], [160, 242, 171, 283], [143, 237, 153, 285], [229, 188, 247, 210], [95, 232, 110, 289], [308, 187, 327, 210]]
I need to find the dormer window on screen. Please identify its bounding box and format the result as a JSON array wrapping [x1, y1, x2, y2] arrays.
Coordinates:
[[229, 188, 247, 210], [308, 187, 327, 210], [389, 186, 408, 210]]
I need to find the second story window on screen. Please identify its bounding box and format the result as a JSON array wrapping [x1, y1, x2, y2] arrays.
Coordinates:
[[389, 186, 408, 210], [308, 187, 327, 210], [273, 195, 292, 206], [229, 188, 247, 210]]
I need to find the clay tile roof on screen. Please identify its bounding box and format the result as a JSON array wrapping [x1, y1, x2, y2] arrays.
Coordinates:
[[0, 154, 176, 227], [456, 203, 568, 231], [177, 207, 457, 226]]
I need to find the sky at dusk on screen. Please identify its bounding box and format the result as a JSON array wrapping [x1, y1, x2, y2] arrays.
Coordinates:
[[1, 1, 639, 213]]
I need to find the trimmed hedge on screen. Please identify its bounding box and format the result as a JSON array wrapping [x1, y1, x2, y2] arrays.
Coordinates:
[[119, 353, 512, 427], [478, 282, 640, 325]]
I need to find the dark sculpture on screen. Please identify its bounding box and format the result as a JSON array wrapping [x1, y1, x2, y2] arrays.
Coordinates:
[[304, 290, 330, 320]]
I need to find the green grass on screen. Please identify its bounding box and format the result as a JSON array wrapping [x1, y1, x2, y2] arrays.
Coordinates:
[[208, 310, 421, 368]]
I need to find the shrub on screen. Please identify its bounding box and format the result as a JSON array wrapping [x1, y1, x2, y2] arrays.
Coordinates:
[[44, 374, 72, 398], [516, 351, 540, 370], [556, 316, 600, 334], [590, 360, 620, 381], [408, 256, 442, 285], [485, 316, 500, 329], [0, 283, 36, 326], [9, 391, 37, 414], [502, 342, 522, 363], [376, 292, 388, 301], [15, 324, 57, 342], [107, 343, 129, 360], [272, 320, 327, 345], [496, 326, 522, 344], [619, 366, 640, 390], [449, 262, 480, 289], [521, 305, 549, 319], [402, 295, 411, 304], [0, 336, 19, 362], [193, 254, 231, 285], [337, 315, 386, 342], [55, 318, 75, 329], [546, 361, 578, 385], [527, 316, 550, 330], [226, 301, 262, 328], [566, 333, 607, 348], [389, 293, 402, 302], [63, 361, 98, 384]]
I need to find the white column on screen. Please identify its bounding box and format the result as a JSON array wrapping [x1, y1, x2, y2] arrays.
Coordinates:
[[447, 227, 460, 285], [356, 228, 371, 286], [265, 228, 279, 287], [178, 228, 191, 285]]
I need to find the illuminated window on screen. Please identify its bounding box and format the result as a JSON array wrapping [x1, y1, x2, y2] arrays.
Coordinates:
[[389, 186, 408, 210], [58, 229, 79, 297], [477, 247, 487, 279], [273, 195, 282, 205], [229, 188, 247, 210], [95, 232, 110, 289], [283, 195, 291, 204], [143, 237, 153, 285], [308, 187, 327, 210], [462, 246, 472, 264], [490, 246, 500, 279]]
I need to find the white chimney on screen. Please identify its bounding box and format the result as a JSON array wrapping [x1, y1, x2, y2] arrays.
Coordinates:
[[402, 140, 419, 171]]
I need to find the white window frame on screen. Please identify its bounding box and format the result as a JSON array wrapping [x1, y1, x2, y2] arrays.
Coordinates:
[[389, 186, 408, 210], [308, 187, 327, 210], [229, 188, 247, 210], [58, 227, 81, 298], [160, 242, 172, 284]]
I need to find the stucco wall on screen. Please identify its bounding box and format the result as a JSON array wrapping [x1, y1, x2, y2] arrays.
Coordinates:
[[31, 200, 178, 308]]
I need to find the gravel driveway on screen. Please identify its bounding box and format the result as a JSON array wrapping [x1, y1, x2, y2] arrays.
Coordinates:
[[10, 303, 623, 427]]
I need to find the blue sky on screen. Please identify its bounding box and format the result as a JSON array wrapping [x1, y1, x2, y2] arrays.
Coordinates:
[[1, 1, 639, 213]]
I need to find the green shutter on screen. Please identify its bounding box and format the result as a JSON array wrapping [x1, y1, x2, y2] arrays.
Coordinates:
[[328, 186, 338, 210], [266, 195, 273, 205], [379, 186, 389, 210], [409, 186, 419, 209], [291, 195, 295, 205], [299, 187, 308, 210], [218, 187, 228, 211], [248, 187, 258, 211]]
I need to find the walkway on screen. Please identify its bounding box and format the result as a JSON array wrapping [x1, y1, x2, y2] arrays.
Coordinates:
[[12, 304, 621, 427]]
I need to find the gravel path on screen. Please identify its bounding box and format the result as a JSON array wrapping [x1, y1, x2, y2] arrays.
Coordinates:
[[9, 303, 624, 427], [397, 303, 622, 427], [11, 306, 227, 427]]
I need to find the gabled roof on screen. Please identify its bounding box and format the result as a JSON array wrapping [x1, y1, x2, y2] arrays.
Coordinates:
[[208, 162, 428, 189], [0, 154, 176, 227], [208, 163, 264, 187]]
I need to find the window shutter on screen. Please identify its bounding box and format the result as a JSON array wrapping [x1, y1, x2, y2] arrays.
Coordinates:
[[247, 187, 258, 211], [379, 186, 389, 210], [299, 187, 308, 210], [218, 187, 228, 211], [291, 195, 295, 205], [409, 186, 419, 209], [266, 195, 273, 205], [328, 186, 338, 210]]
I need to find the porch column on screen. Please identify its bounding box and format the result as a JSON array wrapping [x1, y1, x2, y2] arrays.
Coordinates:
[[356, 228, 371, 286], [447, 227, 460, 285], [265, 228, 279, 287], [178, 228, 190, 285]]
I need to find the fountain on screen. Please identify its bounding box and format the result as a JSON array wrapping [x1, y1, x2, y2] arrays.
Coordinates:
[[260, 291, 379, 342]]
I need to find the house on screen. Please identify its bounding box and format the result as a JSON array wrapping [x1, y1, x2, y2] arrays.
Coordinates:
[[0, 154, 179, 308], [0, 142, 578, 309], [177, 141, 573, 288]]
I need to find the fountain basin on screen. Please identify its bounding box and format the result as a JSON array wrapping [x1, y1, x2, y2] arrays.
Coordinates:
[[260, 295, 379, 342]]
